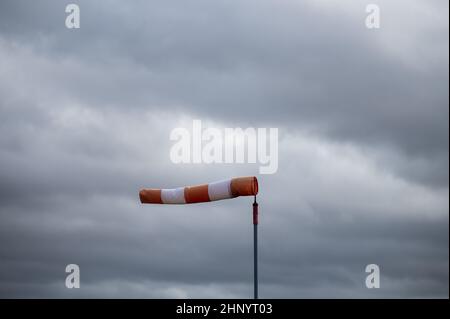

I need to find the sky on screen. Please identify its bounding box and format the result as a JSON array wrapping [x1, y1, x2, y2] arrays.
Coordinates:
[[0, 0, 448, 298]]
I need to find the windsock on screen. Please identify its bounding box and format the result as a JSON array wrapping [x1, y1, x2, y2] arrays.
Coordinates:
[[139, 176, 258, 204]]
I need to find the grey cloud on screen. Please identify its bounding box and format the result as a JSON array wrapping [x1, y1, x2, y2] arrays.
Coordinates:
[[1, 0, 447, 188]]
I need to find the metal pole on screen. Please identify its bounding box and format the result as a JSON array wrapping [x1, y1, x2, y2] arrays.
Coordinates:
[[253, 196, 258, 299]]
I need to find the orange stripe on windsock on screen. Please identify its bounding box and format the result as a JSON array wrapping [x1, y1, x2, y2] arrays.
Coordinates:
[[230, 176, 258, 197], [139, 176, 258, 204], [139, 189, 163, 204], [184, 184, 210, 204]]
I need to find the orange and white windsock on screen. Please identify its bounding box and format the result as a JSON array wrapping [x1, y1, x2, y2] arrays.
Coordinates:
[[139, 176, 258, 204]]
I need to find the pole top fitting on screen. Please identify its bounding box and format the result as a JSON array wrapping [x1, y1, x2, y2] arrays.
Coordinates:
[[253, 197, 258, 225]]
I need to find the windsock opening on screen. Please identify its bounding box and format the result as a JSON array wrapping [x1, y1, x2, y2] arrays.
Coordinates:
[[139, 176, 258, 204], [230, 176, 258, 197]]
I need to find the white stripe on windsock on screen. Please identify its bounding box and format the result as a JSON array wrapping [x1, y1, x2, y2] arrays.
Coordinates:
[[161, 187, 186, 204], [208, 178, 232, 201]]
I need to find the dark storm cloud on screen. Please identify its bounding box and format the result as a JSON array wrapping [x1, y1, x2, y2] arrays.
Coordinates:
[[0, 0, 448, 298], [0, 0, 447, 188]]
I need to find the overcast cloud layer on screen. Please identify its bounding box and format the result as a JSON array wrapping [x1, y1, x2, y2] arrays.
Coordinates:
[[0, 0, 448, 298]]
